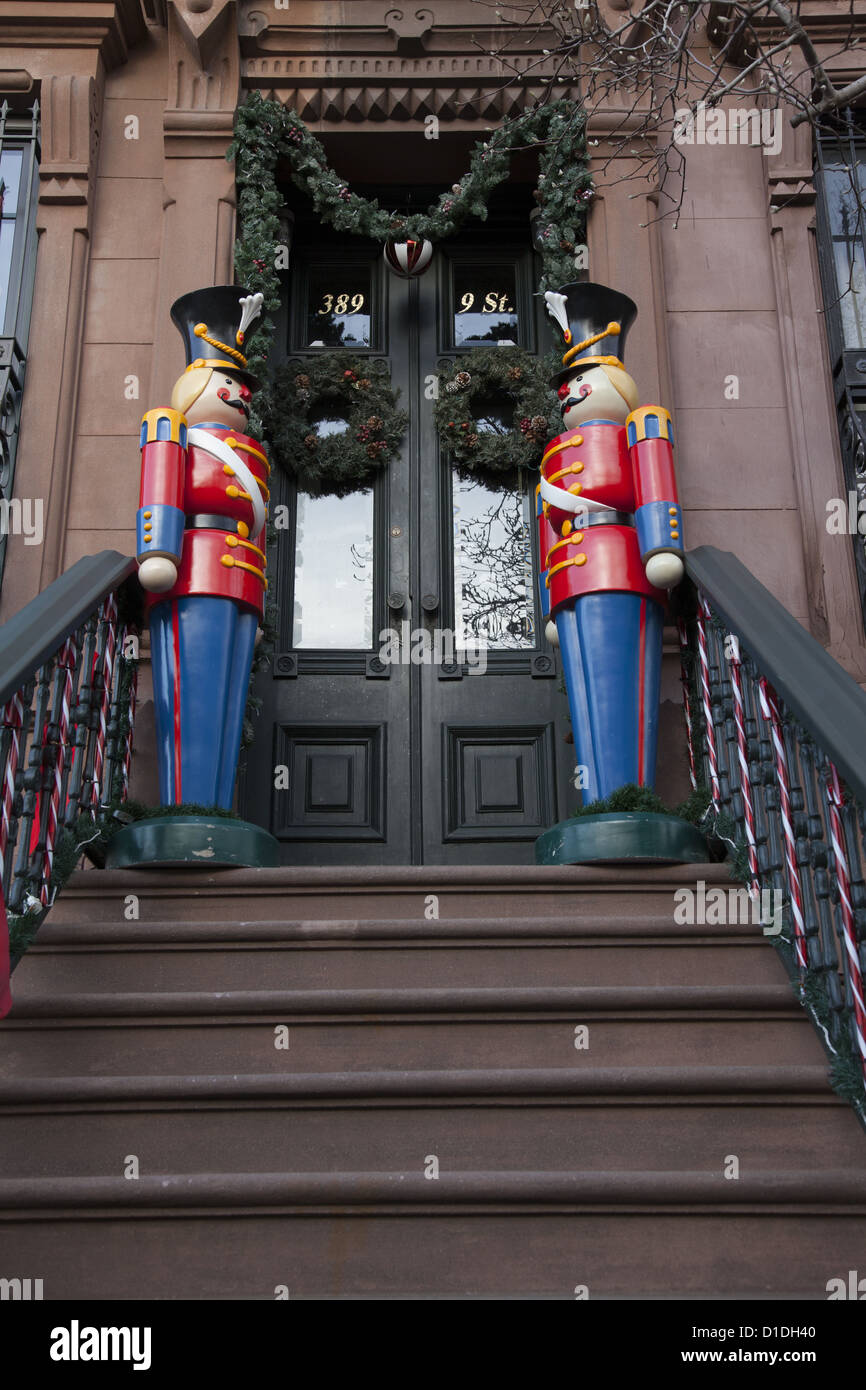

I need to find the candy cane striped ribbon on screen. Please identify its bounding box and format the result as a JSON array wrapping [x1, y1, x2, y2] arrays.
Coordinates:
[[91, 594, 118, 809], [41, 637, 77, 907], [825, 765, 866, 1082], [0, 691, 25, 890], [726, 633, 760, 900], [121, 633, 138, 801], [696, 596, 720, 810], [757, 677, 808, 972], [676, 618, 698, 792]]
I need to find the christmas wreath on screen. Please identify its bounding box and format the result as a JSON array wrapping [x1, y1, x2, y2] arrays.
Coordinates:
[[259, 351, 409, 497], [433, 347, 561, 477]]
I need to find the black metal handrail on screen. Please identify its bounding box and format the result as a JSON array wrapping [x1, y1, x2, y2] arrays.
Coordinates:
[[0, 552, 140, 921], [677, 546, 866, 1097]]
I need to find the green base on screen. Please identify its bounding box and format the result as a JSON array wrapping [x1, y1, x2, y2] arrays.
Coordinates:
[[535, 811, 709, 866], [104, 815, 279, 869]]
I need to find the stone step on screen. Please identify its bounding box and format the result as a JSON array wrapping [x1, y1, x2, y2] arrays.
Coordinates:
[[0, 1068, 861, 1178], [1, 1169, 864, 1298], [47, 862, 733, 925], [13, 922, 788, 995], [0, 984, 812, 1075]]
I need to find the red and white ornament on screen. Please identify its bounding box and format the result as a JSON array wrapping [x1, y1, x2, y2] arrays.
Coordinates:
[[383, 237, 434, 278]]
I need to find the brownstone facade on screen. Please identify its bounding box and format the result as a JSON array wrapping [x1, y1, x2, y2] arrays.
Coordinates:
[[1, 0, 865, 688]]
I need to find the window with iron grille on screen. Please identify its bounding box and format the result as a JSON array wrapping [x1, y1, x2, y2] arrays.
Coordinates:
[[815, 109, 866, 634], [0, 99, 39, 592]]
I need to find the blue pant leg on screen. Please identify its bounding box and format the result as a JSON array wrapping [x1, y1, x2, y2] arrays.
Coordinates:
[[555, 593, 665, 803], [176, 596, 235, 806], [216, 608, 259, 810], [148, 600, 179, 804]]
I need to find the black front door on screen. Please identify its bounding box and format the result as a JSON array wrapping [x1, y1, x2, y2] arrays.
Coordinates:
[[241, 194, 575, 863]]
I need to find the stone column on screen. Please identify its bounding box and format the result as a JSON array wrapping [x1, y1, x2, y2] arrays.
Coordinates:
[[0, 0, 148, 620], [149, 0, 240, 406], [766, 96, 866, 681]]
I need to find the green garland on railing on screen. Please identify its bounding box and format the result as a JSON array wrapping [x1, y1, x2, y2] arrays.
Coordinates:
[[227, 93, 593, 382]]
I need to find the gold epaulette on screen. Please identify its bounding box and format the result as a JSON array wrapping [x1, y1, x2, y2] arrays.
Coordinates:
[[626, 406, 674, 447], [140, 408, 187, 446]]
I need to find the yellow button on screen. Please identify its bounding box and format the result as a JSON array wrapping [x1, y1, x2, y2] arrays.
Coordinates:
[[144, 536, 152, 544], [572, 435, 583, 445], [575, 554, 587, 567], [669, 506, 678, 515], [237, 521, 249, 539], [143, 511, 152, 519], [569, 483, 583, 495], [223, 463, 234, 476], [574, 531, 584, 543], [670, 531, 679, 539], [574, 462, 584, 473], [562, 520, 572, 537]]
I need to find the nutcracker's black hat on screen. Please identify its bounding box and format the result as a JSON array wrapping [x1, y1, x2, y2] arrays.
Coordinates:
[[546, 282, 638, 390], [170, 285, 264, 390]]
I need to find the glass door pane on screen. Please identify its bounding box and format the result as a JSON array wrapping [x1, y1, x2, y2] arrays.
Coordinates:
[[451, 468, 536, 650]]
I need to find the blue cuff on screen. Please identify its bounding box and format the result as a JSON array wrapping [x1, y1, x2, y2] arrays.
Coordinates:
[[635, 500, 683, 559], [137, 504, 184, 561]]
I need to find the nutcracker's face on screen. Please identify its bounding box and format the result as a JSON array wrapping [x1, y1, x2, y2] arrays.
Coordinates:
[[185, 369, 253, 428], [558, 365, 630, 430]]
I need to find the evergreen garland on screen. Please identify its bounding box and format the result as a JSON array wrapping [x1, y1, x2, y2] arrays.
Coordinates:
[[227, 93, 593, 380]]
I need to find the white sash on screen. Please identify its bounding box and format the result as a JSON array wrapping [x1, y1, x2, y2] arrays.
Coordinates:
[[538, 473, 617, 518], [188, 427, 267, 537]]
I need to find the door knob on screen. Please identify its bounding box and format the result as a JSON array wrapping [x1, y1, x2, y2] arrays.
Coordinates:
[[421, 593, 439, 614], [387, 591, 406, 611]]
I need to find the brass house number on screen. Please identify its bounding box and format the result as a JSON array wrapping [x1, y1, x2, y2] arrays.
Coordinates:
[[317, 292, 366, 314], [457, 291, 514, 313]]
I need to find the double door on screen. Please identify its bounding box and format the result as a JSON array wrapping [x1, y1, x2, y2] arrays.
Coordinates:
[[240, 205, 574, 863]]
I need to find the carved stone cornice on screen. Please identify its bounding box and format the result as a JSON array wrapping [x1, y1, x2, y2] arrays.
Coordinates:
[[245, 80, 576, 124], [768, 170, 816, 212], [38, 73, 101, 212], [0, 0, 148, 71], [164, 0, 240, 155], [239, 1, 577, 123]]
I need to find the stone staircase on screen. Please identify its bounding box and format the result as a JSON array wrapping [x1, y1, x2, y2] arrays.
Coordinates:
[[1, 862, 865, 1299]]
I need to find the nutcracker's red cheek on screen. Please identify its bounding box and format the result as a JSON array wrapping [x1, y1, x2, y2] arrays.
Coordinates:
[[217, 388, 231, 403], [557, 383, 570, 400], [578, 382, 592, 399], [239, 383, 252, 402]]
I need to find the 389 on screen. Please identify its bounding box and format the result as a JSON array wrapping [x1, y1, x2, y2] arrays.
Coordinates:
[[318, 292, 366, 315]]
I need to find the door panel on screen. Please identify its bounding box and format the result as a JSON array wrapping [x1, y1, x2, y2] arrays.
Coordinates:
[[241, 196, 575, 864]]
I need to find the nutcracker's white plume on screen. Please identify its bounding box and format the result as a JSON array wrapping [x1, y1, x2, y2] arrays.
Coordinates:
[[544, 291, 570, 339], [237, 292, 264, 340]]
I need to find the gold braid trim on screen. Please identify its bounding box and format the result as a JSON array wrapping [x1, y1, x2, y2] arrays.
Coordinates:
[[194, 322, 248, 369], [562, 321, 621, 368]]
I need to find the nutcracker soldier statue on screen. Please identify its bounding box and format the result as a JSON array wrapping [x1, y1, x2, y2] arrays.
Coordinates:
[[534, 282, 706, 865], [107, 285, 278, 868]]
